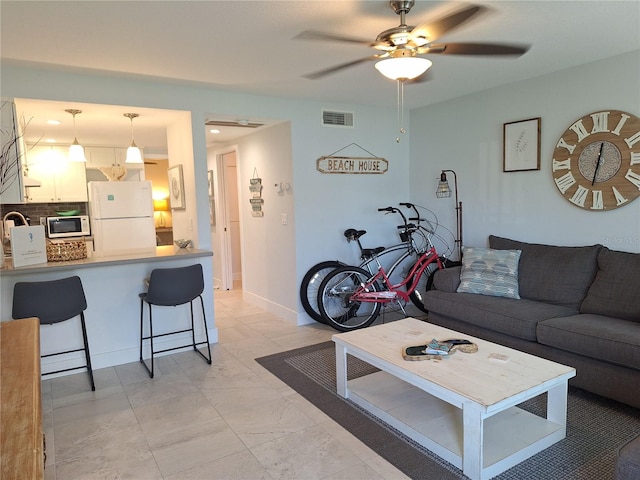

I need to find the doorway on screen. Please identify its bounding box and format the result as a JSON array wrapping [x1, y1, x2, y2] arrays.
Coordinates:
[[215, 149, 242, 290]]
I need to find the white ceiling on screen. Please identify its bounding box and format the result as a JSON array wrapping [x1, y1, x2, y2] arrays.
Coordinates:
[[2, 1, 639, 152]]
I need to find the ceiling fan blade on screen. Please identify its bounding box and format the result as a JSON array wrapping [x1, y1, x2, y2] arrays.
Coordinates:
[[294, 30, 375, 46], [422, 42, 529, 56], [410, 5, 485, 44], [303, 55, 382, 80]]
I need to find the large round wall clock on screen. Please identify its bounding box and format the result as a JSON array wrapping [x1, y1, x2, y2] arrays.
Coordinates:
[[551, 110, 640, 210]]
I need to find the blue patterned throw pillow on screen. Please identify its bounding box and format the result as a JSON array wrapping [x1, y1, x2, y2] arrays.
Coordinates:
[[457, 247, 522, 299]]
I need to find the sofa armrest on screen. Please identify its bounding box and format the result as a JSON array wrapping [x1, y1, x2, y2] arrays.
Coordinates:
[[432, 266, 461, 293]]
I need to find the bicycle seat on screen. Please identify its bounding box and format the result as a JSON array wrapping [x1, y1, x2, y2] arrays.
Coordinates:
[[361, 246, 386, 259], [344, 229, 366, 241]]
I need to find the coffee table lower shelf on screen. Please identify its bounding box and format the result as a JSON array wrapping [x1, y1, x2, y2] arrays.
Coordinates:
[[347, 371, 565, 479]]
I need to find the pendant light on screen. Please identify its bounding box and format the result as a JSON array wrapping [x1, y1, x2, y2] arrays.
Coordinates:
[[124, 113, 143, 164], [65, 109, 86, 162]]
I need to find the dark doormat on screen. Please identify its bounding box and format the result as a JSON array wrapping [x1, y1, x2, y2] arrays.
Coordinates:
[[256, 341, 640, 480]]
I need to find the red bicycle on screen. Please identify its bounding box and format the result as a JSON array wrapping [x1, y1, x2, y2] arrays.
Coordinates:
[[317, 206, 445, 331]]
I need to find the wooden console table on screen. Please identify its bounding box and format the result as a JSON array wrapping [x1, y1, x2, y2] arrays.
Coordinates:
[[1, 317, 44, 479]]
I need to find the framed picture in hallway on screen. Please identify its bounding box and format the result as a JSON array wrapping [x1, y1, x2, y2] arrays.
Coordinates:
[[208, 170, 214, 197], [168, 165, 185, 209], [503, 117, 541, 172]]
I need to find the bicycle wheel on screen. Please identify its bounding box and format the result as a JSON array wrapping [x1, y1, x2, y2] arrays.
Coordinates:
[[317, 266, 382, 332], [300, 261, 344, 323], [408, 261, 440, 313]]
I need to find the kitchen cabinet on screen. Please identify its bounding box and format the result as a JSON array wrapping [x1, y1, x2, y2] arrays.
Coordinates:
[[84, 146, 145, 182], [24, 145, 88, 203], [85, 146, 144, 170]]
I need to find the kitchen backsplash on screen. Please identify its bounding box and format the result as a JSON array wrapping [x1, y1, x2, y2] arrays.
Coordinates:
[[1, 202, 88, 225]]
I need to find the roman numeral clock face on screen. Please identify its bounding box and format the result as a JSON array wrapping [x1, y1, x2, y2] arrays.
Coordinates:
[[552, 110, 640, 210]]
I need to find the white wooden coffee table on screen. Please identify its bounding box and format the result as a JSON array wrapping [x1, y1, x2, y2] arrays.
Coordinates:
[[332, 318, 576, 480]]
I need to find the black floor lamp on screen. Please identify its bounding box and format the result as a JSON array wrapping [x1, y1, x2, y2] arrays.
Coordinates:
[[436, 169, 463, 261]]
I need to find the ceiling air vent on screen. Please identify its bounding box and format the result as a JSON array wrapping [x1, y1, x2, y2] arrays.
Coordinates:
[[205, 120, 264, 128], [322, 110, 354, 127]]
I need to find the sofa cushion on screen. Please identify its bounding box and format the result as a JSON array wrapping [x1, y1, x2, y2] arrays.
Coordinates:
[[581, 248, 640, 322], [537, 314, 640, 370], [489, 235, 601, 309], [456, 247, 521, 299], [424, 290, 577, 341]]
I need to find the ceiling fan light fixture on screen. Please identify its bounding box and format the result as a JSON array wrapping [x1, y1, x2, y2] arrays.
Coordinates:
[[375, 56, 432, 80]]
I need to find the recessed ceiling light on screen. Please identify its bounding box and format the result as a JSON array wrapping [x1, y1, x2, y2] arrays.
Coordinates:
[[210, 129, 221, 134], [47, 119, 62, 125]]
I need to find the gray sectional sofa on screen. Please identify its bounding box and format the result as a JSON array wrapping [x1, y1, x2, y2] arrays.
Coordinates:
[[423, 235, 640, 409]]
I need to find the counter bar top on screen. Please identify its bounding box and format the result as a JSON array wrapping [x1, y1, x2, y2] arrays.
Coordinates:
[[1, 246, 212, 276]]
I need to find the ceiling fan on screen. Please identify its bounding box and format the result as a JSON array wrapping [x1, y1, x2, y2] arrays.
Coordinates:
[[297, 1, 529, 81]]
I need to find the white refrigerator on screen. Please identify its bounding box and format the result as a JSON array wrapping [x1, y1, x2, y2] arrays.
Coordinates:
[[88, 181, 157, 257]]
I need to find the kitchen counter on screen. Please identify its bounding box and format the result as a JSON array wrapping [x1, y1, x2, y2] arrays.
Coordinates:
[[1, 246, 217, 374], [1, 245, 212, 275]]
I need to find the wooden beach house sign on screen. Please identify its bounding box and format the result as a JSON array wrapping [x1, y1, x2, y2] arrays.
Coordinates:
[[316, 143, 388, 175]]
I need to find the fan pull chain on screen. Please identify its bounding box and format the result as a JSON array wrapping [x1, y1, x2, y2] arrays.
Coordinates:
[[396, 79, 406, 143]]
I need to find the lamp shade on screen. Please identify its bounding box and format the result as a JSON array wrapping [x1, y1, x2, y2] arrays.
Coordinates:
[[126, 143, 143, 164], [69, 140, 86, 162], [153, 198, 169, 212], [375, 56, 432, 80], [435, 172, 452, 198], [124, 112, 143, 163], [65, 108, 86, 162]]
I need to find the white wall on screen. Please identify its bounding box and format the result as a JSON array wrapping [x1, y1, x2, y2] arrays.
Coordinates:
[[409, 51, 640, 254], [231, 123, 296, 319], [167, 114, 198, 243]]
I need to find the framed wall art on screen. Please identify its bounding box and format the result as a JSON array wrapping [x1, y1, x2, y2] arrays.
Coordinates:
[[168, 164, 185, 209], [503, 117, 541, 172], [208, 170, 214, 197]]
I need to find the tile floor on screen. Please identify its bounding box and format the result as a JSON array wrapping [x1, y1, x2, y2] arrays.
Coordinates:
[[41, 288, 426, 479]]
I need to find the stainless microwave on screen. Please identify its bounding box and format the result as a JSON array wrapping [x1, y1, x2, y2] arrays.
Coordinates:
[[46, 215, 90, 238]]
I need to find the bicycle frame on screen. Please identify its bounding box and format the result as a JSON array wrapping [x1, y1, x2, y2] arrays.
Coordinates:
[[351, 246, 443, 304], [359, 230, 427, 278]]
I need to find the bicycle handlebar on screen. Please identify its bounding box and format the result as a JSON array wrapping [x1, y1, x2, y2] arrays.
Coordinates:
[[399, 202, 426, 223], [378, 206, 408, 225]]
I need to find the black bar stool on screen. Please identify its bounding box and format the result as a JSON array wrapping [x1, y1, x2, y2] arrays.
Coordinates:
[[139, 263, 212, 378], [12, 276, 95, 391]]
